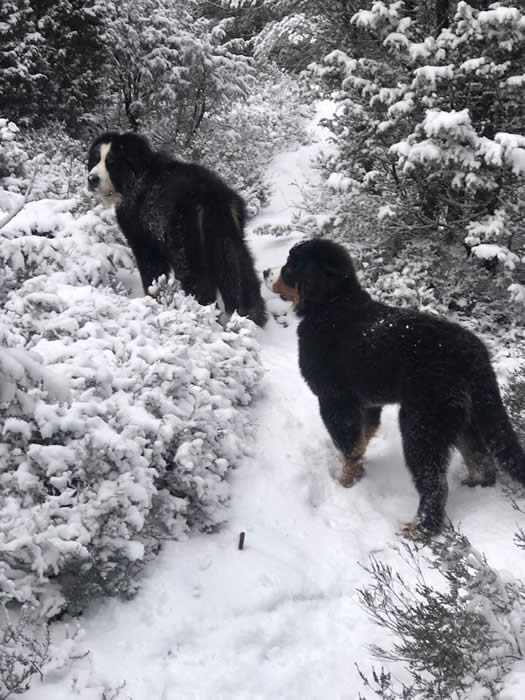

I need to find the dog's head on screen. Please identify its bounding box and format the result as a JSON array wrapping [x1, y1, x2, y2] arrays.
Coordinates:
[[87, 132, 152, 206], [264, 239, 362, 315]]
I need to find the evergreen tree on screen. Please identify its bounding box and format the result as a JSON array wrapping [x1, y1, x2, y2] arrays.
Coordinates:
[[216, 0, 371, 71], [0, 1, 44, 125], [31, 0, 109, 130], [312, 2, 525, 290], [101, 0, 253, 147]]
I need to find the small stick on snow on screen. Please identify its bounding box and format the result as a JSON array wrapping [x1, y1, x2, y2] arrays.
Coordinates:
[[238, 532, 245, 551]]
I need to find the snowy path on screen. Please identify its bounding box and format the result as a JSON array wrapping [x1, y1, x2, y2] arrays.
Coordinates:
[[30, 104, 525, 700]]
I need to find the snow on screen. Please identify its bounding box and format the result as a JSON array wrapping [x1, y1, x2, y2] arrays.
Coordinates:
[[423, 107, 473, 137], [412, 64, 454, 89], [16, 104, 525, 699]]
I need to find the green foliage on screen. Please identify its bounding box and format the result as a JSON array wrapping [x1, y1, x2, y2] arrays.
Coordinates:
[[358, 528, 525, 699], [0, 605, 51, 699], [311, 2, 525, 299]]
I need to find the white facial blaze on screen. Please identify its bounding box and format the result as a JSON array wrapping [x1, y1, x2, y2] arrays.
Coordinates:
[[88, 142, 121, 206], [264, 267, 282, 291]]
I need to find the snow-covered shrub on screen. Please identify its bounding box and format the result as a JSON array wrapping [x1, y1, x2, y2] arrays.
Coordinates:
[[1, 175, 263, 616], [18, 125, 87, 202], [0, 603, 82, 699], [1, 604, 51, 698], [174, 67, 310, 217], [501, 372, 525, 554], [356, 235, 523, 333], [0, 199, 134, 304], [358, 528, 525, 699], [504, 370, 525, 448], [0, 274, 262, 616], [0, 118, 28, 180], [311, 2, 525, 299], [101, 0, 253, 139], [251, 12, 330, 73]]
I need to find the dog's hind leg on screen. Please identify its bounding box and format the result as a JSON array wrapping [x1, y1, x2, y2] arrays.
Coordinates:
[[319, 397, 370, 487], [456, 420, 496, 487], [398, 402, 463, 539], [132, 241, 171, 295], [364, 406, 382, 444], [470, 369, 525, 485]]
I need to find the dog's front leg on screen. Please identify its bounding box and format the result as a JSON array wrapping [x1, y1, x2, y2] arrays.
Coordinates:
[[318, 396, 367, 487]]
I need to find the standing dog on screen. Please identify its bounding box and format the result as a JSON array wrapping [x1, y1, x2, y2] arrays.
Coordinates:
[[87, 132, 267, 327], [264, 238, 525, 539]]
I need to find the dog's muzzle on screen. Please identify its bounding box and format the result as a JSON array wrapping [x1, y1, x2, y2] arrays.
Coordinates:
[[87, 173, 100, 191], [263, 267, 282, 291]]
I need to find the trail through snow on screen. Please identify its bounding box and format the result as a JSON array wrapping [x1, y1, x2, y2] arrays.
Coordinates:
[[29, 103, 525, 700]]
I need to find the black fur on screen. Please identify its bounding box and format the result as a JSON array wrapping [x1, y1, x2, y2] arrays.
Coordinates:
[[87, 132, 267, 326], [279, 238, 525, 537]]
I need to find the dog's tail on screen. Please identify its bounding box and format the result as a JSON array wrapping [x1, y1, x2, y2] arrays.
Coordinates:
[[202, 196, 267, 327], [215, 236, 267, 327], [470, 367, 525, 484]]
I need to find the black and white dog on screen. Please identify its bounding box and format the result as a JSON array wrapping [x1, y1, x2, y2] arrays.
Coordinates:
[[265, 238, 525, 539], [87, 132, 267, 327]]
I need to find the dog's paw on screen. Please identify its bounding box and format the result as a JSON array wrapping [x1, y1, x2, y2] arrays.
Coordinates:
[[335, 466, 364, 488], [461, 474, 496, 488], [399, 520, 432, 543]]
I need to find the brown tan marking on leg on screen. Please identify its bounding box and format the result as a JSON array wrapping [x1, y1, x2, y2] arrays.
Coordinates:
[[364, 420, 380, 445], [337, 414, 381, 488], [399, 520, 431, 542], [337, 431, 370, 488]]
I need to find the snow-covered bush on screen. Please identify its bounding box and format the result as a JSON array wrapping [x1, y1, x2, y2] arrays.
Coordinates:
[[251, 12, 330, 72], [311, 2, 525, 299], [500, 372, 525, 555], [0, 118, 28, 180], [18, 125, 87, 202], [0, 603, 82, 698], [0, 159, 263, 616], [0, 199, 133, 304], [188, 68, 310, 215], [0, 274, 262, 616], [101, 0, 253, 139], [358, 528, 525, 699]]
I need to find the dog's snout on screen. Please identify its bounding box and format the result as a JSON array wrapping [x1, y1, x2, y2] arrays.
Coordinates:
[[264, 266, 282, 291], [87, 173, 100, 189]]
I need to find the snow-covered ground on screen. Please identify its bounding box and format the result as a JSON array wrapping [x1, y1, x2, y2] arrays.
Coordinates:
[[27, 103, 525, 700]]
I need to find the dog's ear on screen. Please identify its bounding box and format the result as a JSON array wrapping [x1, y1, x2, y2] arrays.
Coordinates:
[[117, 133, 152, 174], [295, 255, 356, 314], [296, 260, 327, 314], [320, 250, 354, 279]]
